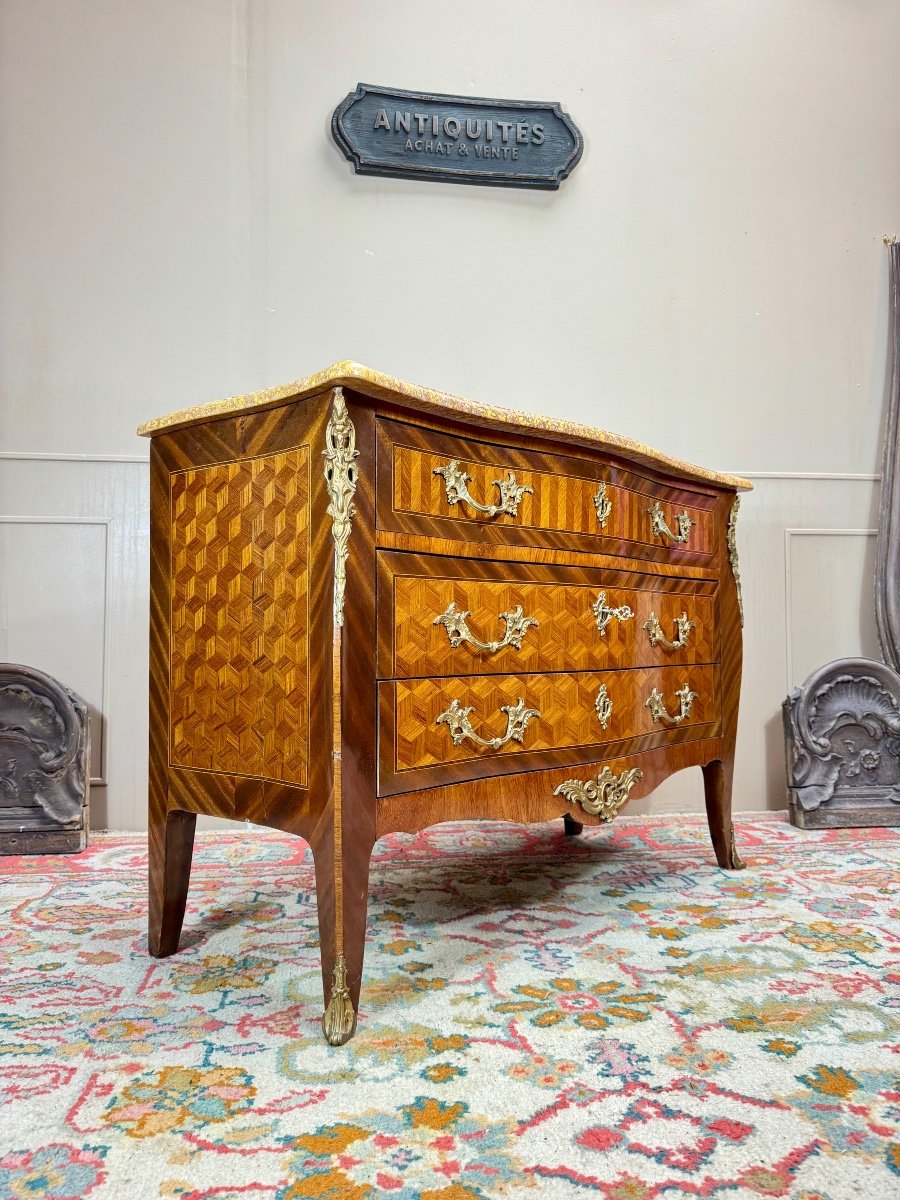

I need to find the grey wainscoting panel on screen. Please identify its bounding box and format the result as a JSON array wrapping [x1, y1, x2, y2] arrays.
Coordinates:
[[0, 517, 110, 784], [785, 528, 879, 688], [0, 457, 148, 830]]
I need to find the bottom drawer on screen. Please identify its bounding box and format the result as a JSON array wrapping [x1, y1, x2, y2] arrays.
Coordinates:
[[378, 665, 720, 795]]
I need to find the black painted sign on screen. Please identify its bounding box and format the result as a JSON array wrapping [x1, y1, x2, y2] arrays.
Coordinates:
[[332, 83, 583, 190]]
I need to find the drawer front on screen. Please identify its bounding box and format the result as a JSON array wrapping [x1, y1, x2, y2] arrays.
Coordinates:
[[379, 552, 719, 678], [377, 418, 718, 560], [380, 665, 720, 790]]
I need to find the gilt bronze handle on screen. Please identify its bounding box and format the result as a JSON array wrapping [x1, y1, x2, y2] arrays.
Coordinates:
[[644, 610, 694, 650], [591, 590, 635, 637], [433, 601, 539, 654], [647, 500, 695, 545], [436, 697, 540, 750], [433, 459, 532, 518], [645, 682, 698, 725]]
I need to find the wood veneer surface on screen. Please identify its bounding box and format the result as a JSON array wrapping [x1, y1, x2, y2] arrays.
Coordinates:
[[380, 550, 718, 678], [169, 448, 311, 786], [376, 418, 718, 564], [144, 375, 749, 1045], [393, 666, 718, 767], [390, 438, 715, 554]]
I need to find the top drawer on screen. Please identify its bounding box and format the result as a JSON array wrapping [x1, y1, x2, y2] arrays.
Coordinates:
[[375, 418, 718, 562]]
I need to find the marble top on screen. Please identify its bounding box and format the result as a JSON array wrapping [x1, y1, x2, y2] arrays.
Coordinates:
[[137, 360, 751, 491]]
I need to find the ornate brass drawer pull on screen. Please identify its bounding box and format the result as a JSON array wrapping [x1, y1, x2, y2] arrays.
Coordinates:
[[433, 459, 533, 518], [645, 682, 698, 725], [648, 500, 695, 545], [433, 601, 539, 654], [554, 766, 644, 821], [593, 481, 613, 529], [434, 600, 540, 657], [644, 611, 694, 650], [437, 697, 540, 750], [594, 683, 613, 730], [592, 590, 635, 637]]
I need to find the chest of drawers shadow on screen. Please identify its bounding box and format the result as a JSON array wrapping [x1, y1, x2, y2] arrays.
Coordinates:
[[139, 362, 751, 1044]]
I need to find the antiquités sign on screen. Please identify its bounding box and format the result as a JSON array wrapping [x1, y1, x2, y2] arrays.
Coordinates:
[[332, 83, 583, 190]]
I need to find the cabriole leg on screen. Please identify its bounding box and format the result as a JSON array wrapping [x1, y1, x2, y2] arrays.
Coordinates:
[[148, 806, 197, 956], [311, 832, 372, 1046], [702, 758, 745, 870]]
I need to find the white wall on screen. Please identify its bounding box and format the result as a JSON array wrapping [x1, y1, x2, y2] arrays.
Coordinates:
[[1, 1, 897, 828]]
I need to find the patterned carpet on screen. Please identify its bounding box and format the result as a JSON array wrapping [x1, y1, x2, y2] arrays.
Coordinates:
[[0, 814, 898, 1200]]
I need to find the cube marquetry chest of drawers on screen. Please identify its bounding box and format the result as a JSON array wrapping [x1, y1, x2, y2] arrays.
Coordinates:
[[138, 362, 751, 1045]]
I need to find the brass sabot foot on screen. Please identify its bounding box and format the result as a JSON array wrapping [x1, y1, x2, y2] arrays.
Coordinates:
[[726, 823, 746, 871], [322, 955, 357, 1046]]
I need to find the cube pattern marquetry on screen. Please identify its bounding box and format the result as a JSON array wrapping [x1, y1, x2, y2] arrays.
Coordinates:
[[390, 574, 717, 678], [169, 448, 310, 785], [392, 665, 718, 771]]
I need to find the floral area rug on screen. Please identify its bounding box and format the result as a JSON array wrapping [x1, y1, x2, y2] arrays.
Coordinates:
[[1, 814, 898, 1200]]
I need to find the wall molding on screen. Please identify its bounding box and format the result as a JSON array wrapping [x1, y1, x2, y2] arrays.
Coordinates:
[[783, 526, 878, 692], [0, 514, 114, 787], [0, 454, 882, 480], [0, 451, 149, 463], [736, 471, 881, 482]]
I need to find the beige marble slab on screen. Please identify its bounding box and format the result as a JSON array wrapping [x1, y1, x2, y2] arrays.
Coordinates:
[[137, 360, 751, 491]]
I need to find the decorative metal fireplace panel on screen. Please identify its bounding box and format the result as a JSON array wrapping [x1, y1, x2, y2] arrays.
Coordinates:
[[0, 663, 90, 853]]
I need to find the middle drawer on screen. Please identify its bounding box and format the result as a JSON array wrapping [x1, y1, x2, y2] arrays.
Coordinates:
[[377, 551, 719, 679]]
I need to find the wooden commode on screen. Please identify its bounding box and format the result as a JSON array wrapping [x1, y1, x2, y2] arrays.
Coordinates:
[[139, 363, 752, 1045]]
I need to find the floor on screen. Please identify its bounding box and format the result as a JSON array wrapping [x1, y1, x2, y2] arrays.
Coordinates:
[[1, 812, 898, 1199]]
